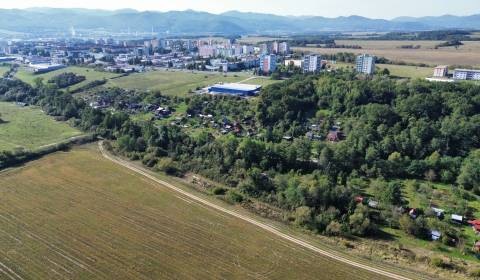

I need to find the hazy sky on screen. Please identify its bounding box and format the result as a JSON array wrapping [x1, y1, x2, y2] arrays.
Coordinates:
[[3, 0, 479, 19]]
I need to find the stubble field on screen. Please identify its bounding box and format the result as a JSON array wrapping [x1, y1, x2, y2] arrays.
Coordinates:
[[0, 145, 387, 280], [295, 40, 480, 67]]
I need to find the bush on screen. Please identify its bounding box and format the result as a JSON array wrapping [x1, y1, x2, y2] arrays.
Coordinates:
[[469, 268, 480, 278], [225, 190, 244, 204], [430, 257, 453, 270], [325, 221, 343, 236], [293, 206, 313, 228], [156, 158, 183, 176], [212, 186, 227, 195]]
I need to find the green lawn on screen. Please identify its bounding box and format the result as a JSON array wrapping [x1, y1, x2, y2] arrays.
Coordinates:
[[333, 62, 433, 79], [0, 102, 82, 151], [239, 77, 282, 87], [377, 64, 433, 79], [0, 65, 10, 77], [15, 66, 122, 91], [107, 70, 252, 96]]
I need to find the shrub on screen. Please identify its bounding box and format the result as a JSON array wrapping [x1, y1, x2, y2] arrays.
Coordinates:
[[225, 190, 244, 204], [430, 257, 453, 270], [212, 186, 227, 195], [156, 158, 183, 176], [326, 221, 343, 236], [469, 268, 480, 278]]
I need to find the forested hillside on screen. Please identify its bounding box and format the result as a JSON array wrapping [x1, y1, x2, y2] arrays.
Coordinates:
[[1, 71, 479, 268]]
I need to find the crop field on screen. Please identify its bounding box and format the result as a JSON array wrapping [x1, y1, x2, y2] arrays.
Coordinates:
[[0, 145, 387, 280], [294, 40, 480, 67], [237, 36, 286, 44], [0, 102, 82, 151], [15, 66, 122, 91], [107, 70, 255, 96]]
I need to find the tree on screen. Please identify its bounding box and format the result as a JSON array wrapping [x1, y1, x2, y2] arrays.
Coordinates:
[[457, 149, 480, 191], [372, 179, 403, 205], [349, 204, 376, 236]]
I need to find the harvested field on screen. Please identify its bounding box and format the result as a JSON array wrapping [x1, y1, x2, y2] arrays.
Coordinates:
[[295, 41, 480, 67], [0, 145, 389, 280]]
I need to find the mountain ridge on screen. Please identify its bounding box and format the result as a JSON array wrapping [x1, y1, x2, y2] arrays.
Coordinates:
[[0, 8, 478, 35]]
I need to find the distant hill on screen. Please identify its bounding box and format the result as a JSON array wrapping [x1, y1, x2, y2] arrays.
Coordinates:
[[0, 8, 479, 36]]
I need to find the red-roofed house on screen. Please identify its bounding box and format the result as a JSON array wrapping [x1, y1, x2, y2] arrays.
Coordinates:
[[468, 220, 480, 234]]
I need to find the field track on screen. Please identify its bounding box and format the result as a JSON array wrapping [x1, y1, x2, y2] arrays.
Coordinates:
[[99, 142, 413, 280]]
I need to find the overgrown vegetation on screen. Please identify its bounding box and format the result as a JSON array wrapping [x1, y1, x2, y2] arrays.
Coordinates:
[[1, 69, 479, 272]]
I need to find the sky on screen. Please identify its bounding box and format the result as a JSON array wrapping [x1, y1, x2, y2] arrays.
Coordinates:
[[2, 0, 479, 19]]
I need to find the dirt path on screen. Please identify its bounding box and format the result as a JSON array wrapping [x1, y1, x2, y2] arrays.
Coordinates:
[[98, 142, 413, 280]]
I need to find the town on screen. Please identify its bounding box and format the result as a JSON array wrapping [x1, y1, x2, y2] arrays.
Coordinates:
[[0, 4, 480, 280]]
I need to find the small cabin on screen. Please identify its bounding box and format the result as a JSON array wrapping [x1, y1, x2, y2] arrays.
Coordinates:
[[431, 230, 442, 241], [451, 214, 464, 224], [409, 208, 419, 219], [431, 207, 445, 219]]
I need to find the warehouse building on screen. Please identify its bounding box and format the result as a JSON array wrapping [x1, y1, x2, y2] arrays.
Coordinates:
[[28, 63, 66, 74], [208, 83, 261, 96]]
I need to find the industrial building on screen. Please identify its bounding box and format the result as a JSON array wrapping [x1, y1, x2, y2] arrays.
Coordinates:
[[28, 63, 66, 74], [453, 69, 480, 81], [208, 83, 261, 96], [356, 54, 375, 75], [0, 57, 16, 62]]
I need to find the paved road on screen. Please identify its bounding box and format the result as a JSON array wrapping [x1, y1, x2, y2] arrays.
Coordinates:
[[98, 142, 413, 280]]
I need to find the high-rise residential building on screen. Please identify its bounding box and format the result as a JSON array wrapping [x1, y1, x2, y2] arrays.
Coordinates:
[[356, 54, 375, 75], [199, 45, 216, 58], [279, 42, 290, 55], [259, 54, 277, 74], [259, 43, 269, 55], [272, 41, 279, 54], [433, 66, 448, 77], [303, 55, 322, 73], [233, 44, 243, 56], [243, 45, 254, 55], [453, 69, 480, 80]]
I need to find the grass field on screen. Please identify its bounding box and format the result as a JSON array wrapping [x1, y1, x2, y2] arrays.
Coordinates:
[[108, 70, 256, 96], [0, 145, 387, 280], [295, 40, 480, 67], [0, 102, 82, 151], [239, 77, 281, 87], [15, 66, 122, 91], [333, 62, 433, 79], [0, 65, 9, 77]]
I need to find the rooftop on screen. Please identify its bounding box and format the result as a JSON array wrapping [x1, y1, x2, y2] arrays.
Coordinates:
[[454, 69, 480, 73], [209, 83, 261, 91]]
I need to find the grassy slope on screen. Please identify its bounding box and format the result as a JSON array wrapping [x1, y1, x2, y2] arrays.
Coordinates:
[[15, 66, 122, 91], [107, 70, 252, 96], [0, 145, 385, 280], [0, 65, 9, 76], [0, 102, 82, 151]]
